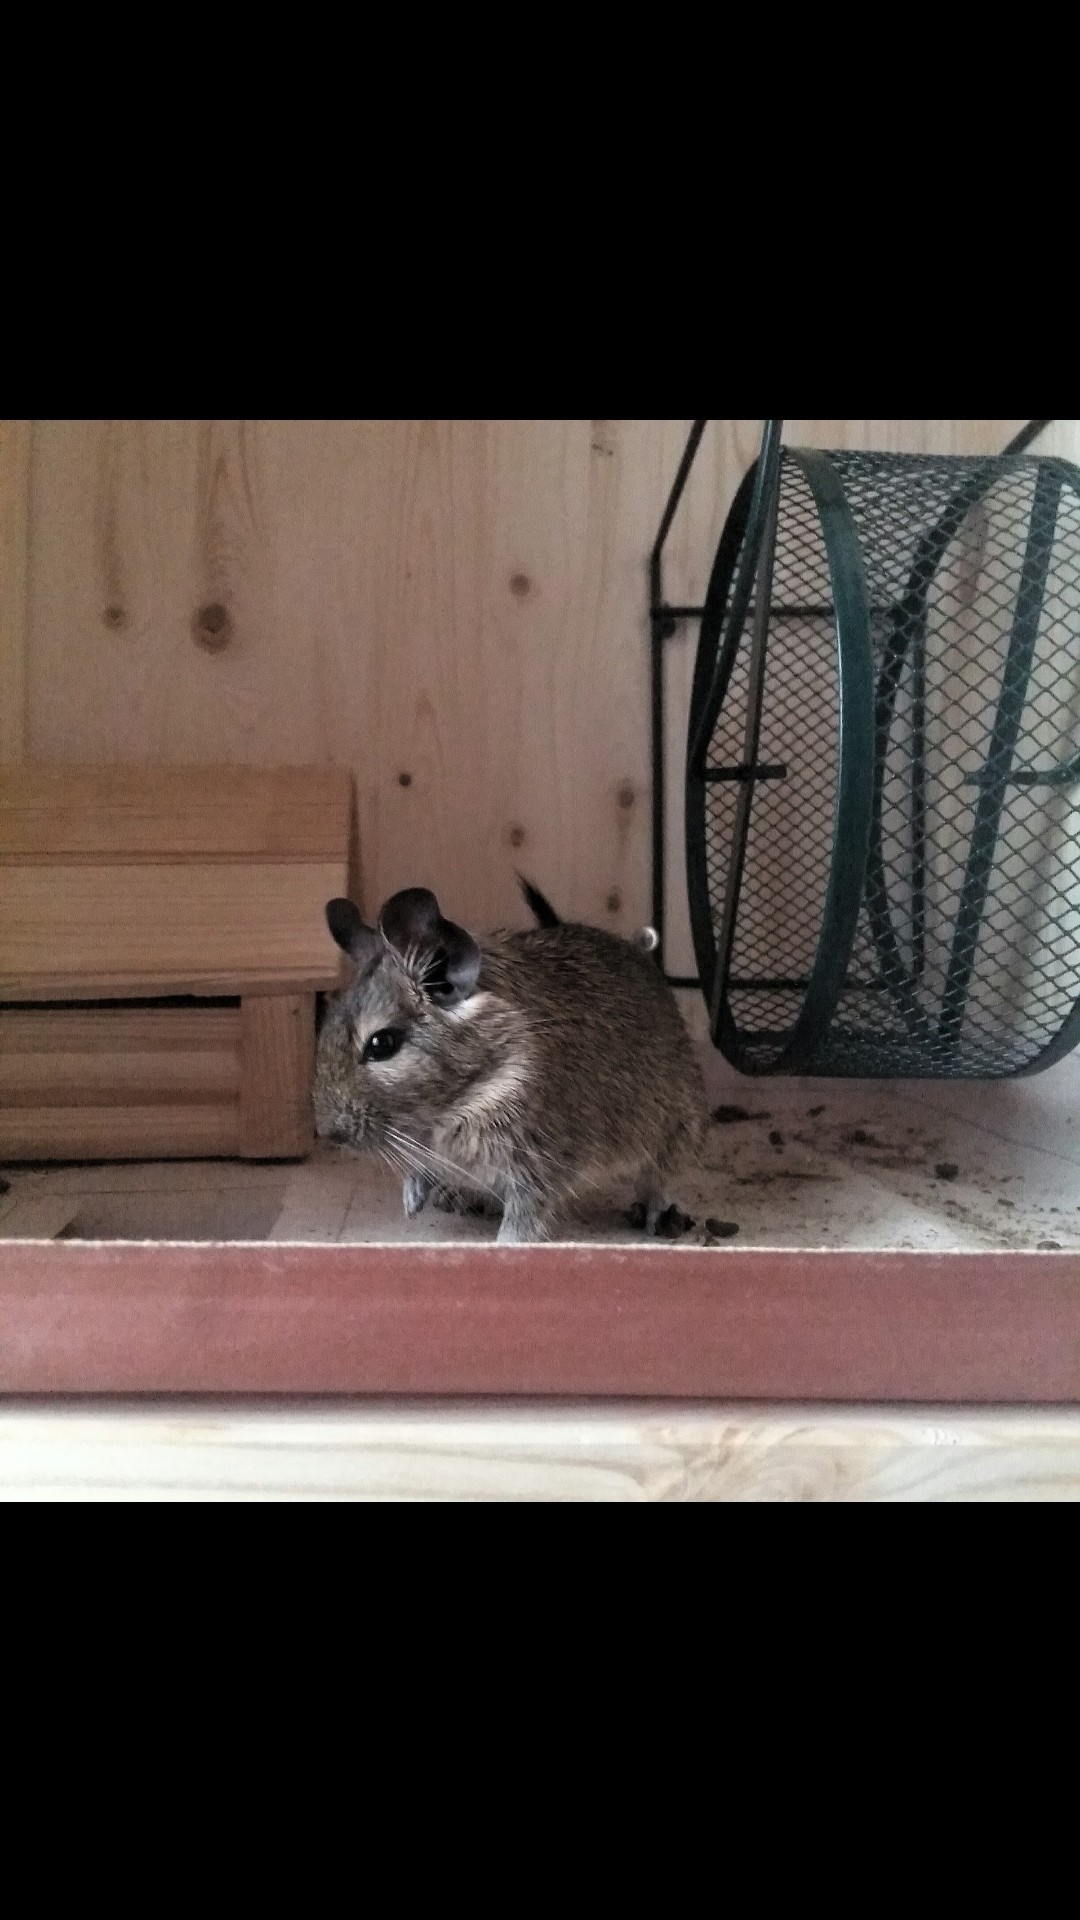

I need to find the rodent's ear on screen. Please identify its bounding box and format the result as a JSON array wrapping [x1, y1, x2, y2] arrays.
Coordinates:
[[379, 888, 482, 1006], [325, 897, 380, 964]]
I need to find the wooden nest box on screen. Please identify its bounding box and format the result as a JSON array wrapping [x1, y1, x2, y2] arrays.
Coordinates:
[[0, 767, 352, 1161]]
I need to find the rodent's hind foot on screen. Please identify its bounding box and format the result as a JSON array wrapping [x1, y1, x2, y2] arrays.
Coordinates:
[[628, 1182, 674, 1234], [627, 1192, 695, 1238], [650, 1202, 696, 1239]]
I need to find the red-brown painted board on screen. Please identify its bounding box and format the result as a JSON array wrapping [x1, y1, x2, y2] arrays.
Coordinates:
[[1, 1241, 1079, 1401]]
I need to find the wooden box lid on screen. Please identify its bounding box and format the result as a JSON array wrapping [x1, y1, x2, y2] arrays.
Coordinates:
[[0, 766, 353, 1000]]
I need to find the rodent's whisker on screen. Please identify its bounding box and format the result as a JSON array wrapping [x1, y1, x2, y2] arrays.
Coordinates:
[[381, 1134, 430, 1181], [377, 1143, 411, 1181], [386, 1130, 489, 1189], [389, 1139, 488, 1196], [382, 1137, 457, 1209], [385, 1126, 502, 1201]]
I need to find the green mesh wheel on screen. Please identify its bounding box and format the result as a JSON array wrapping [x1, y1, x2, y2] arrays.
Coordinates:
[[685, 425, 1080, 1077]]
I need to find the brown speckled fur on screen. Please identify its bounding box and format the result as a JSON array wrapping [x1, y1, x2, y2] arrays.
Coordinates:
[[313, 890, 707, 1243]]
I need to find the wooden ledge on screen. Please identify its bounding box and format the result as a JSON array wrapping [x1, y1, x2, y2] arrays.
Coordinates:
[[1, 1241, 1078, 1400]]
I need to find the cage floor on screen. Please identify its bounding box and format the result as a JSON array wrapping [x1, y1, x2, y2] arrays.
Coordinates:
[[3, 1003, 1078, 1251]]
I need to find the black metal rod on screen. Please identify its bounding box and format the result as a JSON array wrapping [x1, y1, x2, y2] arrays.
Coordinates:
[[1002, 420, 1053, 456], [649, 420, 709, 607], [703, 763, 787, 782], [728, 976, 812, 992], [689, 423, 785, 780], [965, 744, 1080, 788], [650, 616, 666, 961], [938, 462, 1063, 1049], [669, 599, 872, 622], [650, 420, 709, 977], [683, 460, 761, 1027], [768, 602, 915, 621], [727, 975, 901, 993]]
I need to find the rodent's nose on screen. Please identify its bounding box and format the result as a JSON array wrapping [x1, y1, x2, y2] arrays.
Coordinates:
[[323, 1127, 353, 1146]]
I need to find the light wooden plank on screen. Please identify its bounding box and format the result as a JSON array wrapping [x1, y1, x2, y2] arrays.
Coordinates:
[[0, 1009, 241, 1053], [0, 420, 31, 765], [239, 994, 315, 1158], [0, 765, 352, 862], [0, 861, 347, 995], [0, 1103, 240, 1160], [0, 972, 340, 1001], [0, 1047, 239, 1108], [3, 1401, 1080, 1500]]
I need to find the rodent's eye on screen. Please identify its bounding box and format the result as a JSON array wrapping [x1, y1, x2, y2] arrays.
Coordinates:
[[362, 1027, 404, 1063]]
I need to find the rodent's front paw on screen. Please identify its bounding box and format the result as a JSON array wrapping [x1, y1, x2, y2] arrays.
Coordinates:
[[403, 1174, 432, 1218]]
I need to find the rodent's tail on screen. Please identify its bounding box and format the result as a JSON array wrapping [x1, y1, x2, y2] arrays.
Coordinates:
[[517, 874, 561, 927]]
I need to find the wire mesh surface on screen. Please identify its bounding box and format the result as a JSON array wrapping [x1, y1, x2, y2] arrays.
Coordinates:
[[695, 448, 1080, 1076]]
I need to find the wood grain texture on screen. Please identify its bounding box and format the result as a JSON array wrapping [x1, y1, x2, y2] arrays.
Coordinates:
[[239, 994, 315, 1157], [0, 860, 347, 995], [0, 766, 351, 861], [23, 421, 1069, 937], [0, 1047, 239, 1108], [5, 1400, 1080, 1501], [0, 1002, 245, 1163], [0, 1008, 240, 1052], [2, 1241, 1080, 1400], [0, 420, 31, 764], [17, 420, 757, 933], [0, 1103, 239, 1160], [0, 1007, 240, 1108]]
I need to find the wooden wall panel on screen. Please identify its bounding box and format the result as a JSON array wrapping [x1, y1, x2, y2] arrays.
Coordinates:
[[5, 419, 1073, 941], [0, 419, 31, 764]]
